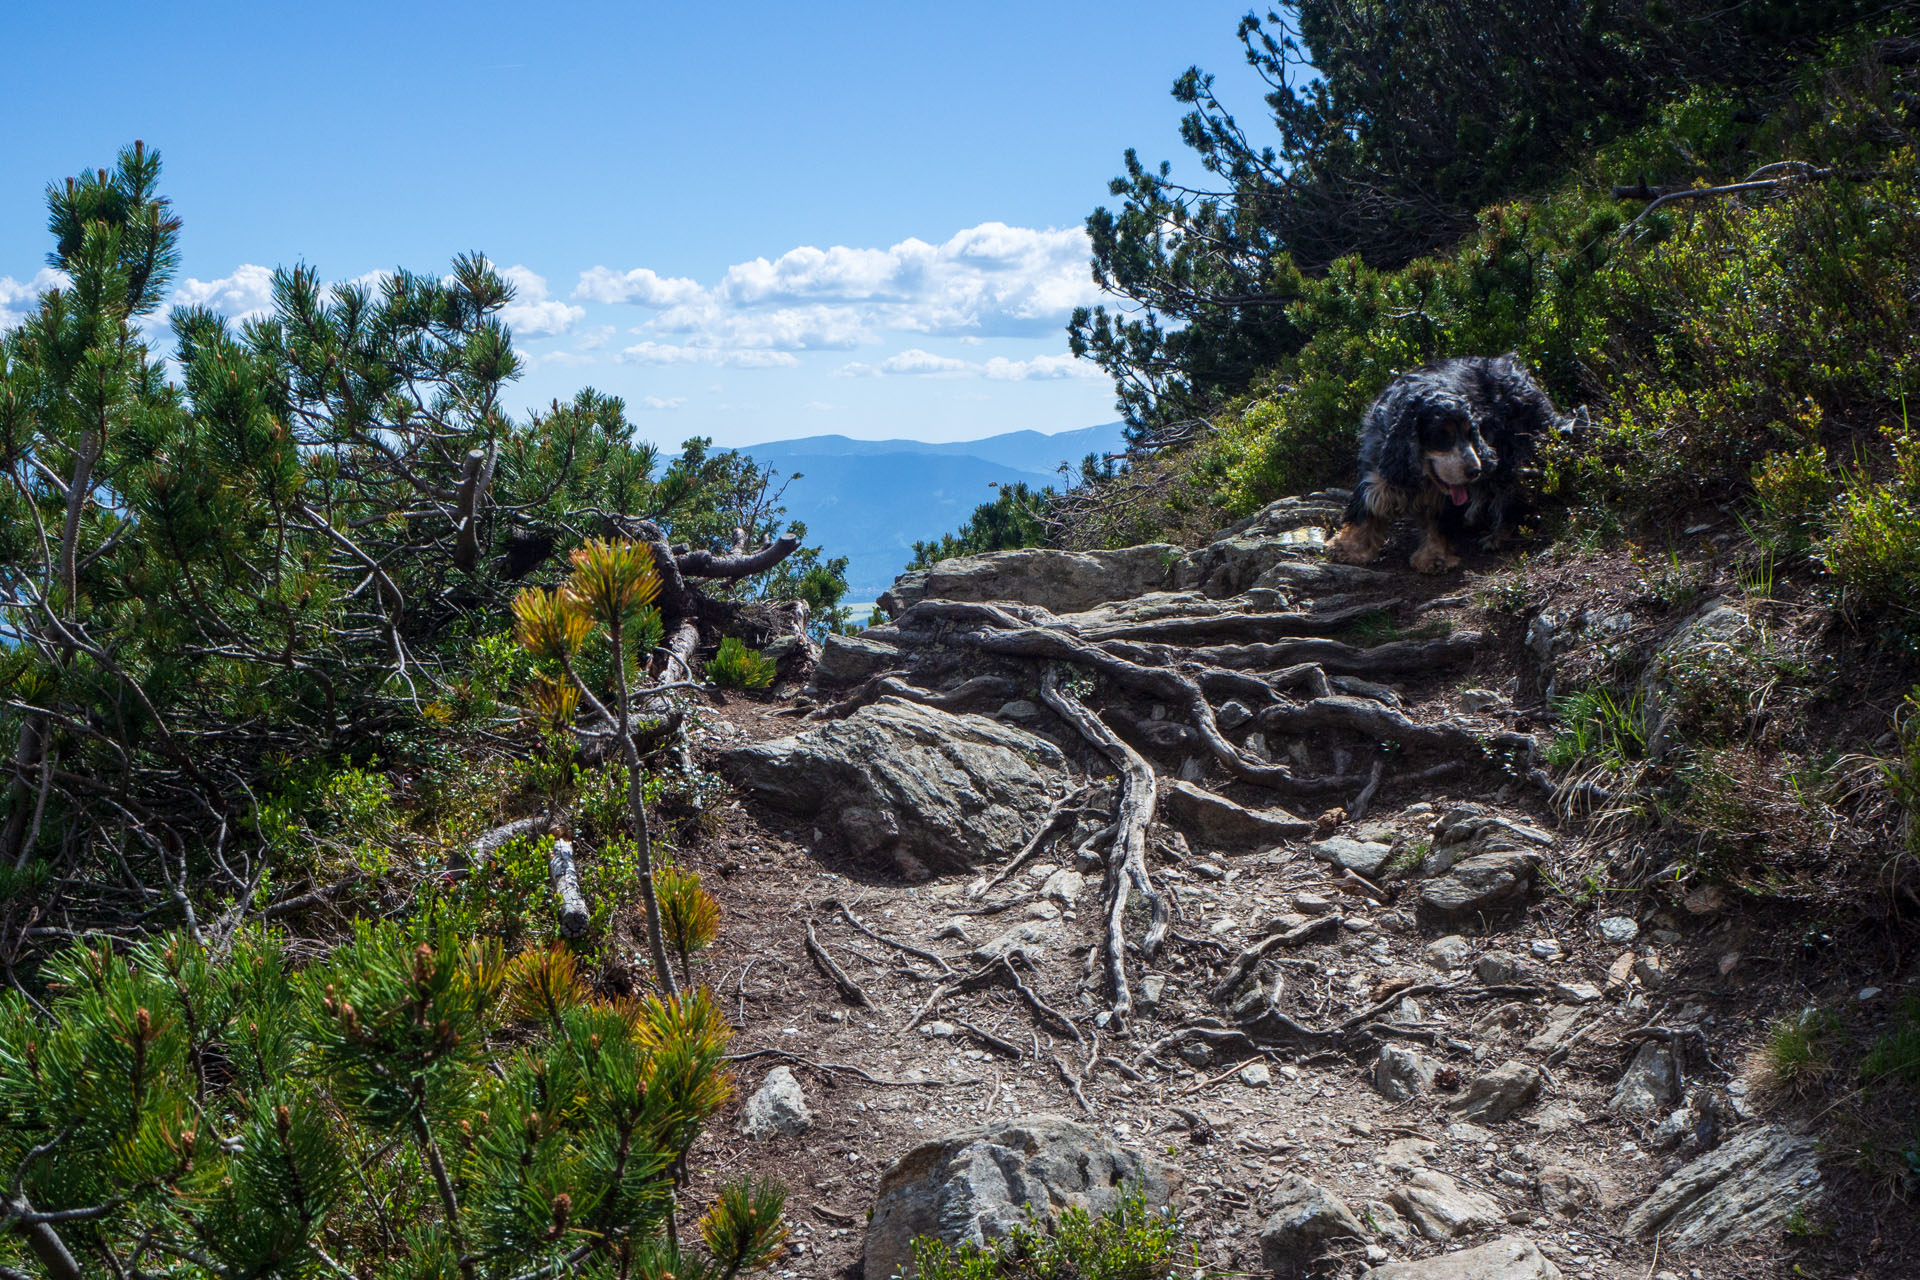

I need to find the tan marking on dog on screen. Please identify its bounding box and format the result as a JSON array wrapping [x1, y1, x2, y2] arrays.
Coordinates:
[[1409, 519, 1461, 574], [1328, 516, 1389, 564], [1359, 470, 1405, 519]]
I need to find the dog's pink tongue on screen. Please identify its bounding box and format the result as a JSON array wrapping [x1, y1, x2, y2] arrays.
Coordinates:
[[1449, 484, 1469, 506]]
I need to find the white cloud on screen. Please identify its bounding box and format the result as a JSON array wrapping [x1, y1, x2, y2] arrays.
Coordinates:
[[836, 347, 1100, 381], [498, 264, 585, 338], [0, 268, 69, 330], [615, 341, 797, 369], [576, 221, 1102, 357], [527, 349, 597, 369], [637, 395, 686, 411], [574, 265, 705, 307], [169, 263, 278, 324]]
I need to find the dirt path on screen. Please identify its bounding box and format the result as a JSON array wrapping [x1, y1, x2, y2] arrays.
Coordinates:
[[644, 517, 1908, 1280]]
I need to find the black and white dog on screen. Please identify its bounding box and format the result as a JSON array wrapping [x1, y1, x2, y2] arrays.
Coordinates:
[[1327, 354, 1583, 573]]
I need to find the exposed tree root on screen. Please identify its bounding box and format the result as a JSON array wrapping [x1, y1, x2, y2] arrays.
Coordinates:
[[804, 921, 871, 1006], [1122, 631, 1481, 676], [973, 785, 1100, 898], [808, 673, 1021, 721], [1039, 667, 1163, 1026], [1210, 915, 1345, 1002], [1075, 599, 1390, 645], [822, 898, 957, 976]]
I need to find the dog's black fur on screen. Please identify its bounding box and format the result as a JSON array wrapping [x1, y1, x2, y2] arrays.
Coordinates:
[[1328, 353, 1581, 573]]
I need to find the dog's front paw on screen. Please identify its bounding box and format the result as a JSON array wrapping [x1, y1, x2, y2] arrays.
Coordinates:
[[1409, 541, 1461, 574], [1327, 521, 1386, 565]]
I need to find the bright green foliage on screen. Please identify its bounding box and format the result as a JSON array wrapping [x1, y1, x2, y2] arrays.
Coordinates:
[[1072, 2, 1889, 435], [1544, 687, 1647, 773], [655, 861, 721, 984], [706, 637, 776, 690], [0, 925, 783, 1279], [910, 1186, 1200, 1280], [909, 481, 1057, 567], [0, 143, 842, 934]]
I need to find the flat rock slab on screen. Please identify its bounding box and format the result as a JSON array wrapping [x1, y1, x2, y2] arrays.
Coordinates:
[[880, 544, 1183, 615], [724, 697, 1067, 879], [1312, 836, 1395, 878], [1390, 1169, 1503, 1240], [863, 1114, 1177, 1280], [1359, 1235, 1563, 1279], [1160, 778, 1313, 850], [1624, 1124, 1822, 1248]]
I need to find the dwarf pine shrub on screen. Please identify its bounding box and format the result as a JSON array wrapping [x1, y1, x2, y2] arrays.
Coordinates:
[[0, 925, 785, 1279], [706, 637, 777, 690]]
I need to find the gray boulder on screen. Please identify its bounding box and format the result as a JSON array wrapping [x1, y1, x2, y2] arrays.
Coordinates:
[[811, 630, 905, 686], [1420, 848, 1543, 917], [1448, 1060, 1541, 1123], [739, 1066, 810, 1139], [1623, 1124, 1822, 1248], [863, 1114, 1177, 1280], [1260, 1174, 1366, 1269], [878, 544, 1183, 616], [724, 697, 1067, 879], [1359, 1236, 1563, 1279]]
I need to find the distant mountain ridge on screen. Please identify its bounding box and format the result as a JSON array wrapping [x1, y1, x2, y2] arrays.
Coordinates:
[[734, 421, 1127, 600]]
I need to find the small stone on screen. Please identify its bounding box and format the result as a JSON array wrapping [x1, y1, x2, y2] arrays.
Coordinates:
[[995, 699, 1041, 720], [1040, 868, 1085, 904], [1026, 900, 1061, 921], [1599, 916, 1640, 944], [1610, 1042, 1680, 1117], [1139, 975, 1167, 1010], [1525, 1006, 1584, 1053], [1476, 951, 1544, 986], [1240, 1062, 1272, 1087], [922, 1020, 957, 1038], [1605, 951, 1637, 993], [1552, 982, 1602, 1004], [1179, 1041, 1213, 1067], [1859, 986, 1882, 1001], [1716, 952, 1740, 976], [1373, 1044, 1439, 1102], [1529, 939, 1562, 961], [740, 1066, 812, 1139], [1539, 1165, 1603, 1217], [1633, 951, 1669, 987], [1312, 836, 1395, 878], [1193, 863, 1227, 881], [1459, 688, 1504, 712], [1216, 699, 1254, 730], [1293, 891, 1335, 915], [1093, 1010, 1112, 1028], [1425, 934, 1473, 971], [1380, 1138, 1436, 1173]]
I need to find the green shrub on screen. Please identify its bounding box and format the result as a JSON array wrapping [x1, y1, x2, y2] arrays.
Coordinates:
[[1761, 1006, 1841, 1094], [911, 1185, 1200, 1280], [0, 925, 785, 1279], [1864, 993, 1920, 1090], [1545, 687, 1647, 772], [707, 637, 777, 690], [1821, 422, 1920, 623]]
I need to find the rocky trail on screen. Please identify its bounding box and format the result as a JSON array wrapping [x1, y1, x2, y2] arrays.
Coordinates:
[[648, 491, 1869, 1280]]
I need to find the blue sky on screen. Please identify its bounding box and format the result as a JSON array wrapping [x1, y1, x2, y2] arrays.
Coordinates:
[[0, 1, 1276, 447]]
